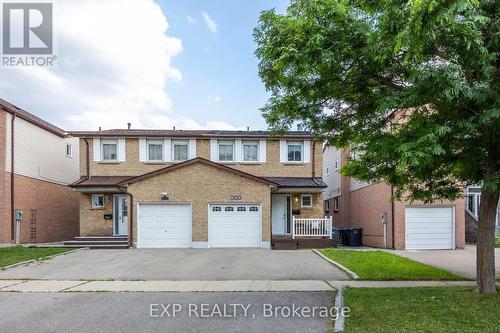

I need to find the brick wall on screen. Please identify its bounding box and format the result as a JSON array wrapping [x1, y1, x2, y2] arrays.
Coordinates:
[[0, 110, 11, 243], [79, 193, 113, 236]]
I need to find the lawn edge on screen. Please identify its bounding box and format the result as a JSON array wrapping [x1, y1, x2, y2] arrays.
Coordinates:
[[333, 287, 345, 332], [1, 247, 88, 270], [313, 249, 360, 280]]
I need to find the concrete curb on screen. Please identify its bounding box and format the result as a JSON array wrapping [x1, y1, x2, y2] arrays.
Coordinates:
[[333, 288, 345, 332], [312, 249, 360, 280], [0, 247, 87, 270]]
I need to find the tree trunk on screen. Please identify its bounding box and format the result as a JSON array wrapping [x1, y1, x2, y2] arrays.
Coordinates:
[[476, 174, 499, 294]]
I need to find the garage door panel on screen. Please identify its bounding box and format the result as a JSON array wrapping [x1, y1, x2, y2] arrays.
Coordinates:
[[405, 207, 454, 250], [209, 204, 261, 248], [139, 204, 192, 248]]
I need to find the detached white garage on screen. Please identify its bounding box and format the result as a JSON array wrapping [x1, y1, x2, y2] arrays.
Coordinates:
[[138, 204, 192, 248], [209, 204, 261, 248], [405, 207, 455, 250]]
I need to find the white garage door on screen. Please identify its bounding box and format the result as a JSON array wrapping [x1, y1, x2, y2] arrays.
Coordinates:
[[138, 204, 192, 248], [209, 204, 261, 248], [405, 207, 454, 250]]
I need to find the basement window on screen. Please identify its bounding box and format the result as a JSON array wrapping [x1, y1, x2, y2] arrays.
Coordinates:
[[91, 194, 104, 208]]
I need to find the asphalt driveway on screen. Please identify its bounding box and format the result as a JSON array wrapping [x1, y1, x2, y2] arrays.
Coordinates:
[[393, 245, 500, 279], [0, 248, 350, 281]]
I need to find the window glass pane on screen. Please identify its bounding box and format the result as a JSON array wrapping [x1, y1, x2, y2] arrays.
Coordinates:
[[174, 144, 188, 161], [302, 195, 312, 206], [212, 206, 221, 211], [102, 144, 117, 160], [249, 206, 259, 212], [224, 206, 234, 212], [287, 144, 302, 161], [237, 206, 246, 211], [148, 144, 163, 161], [219, 144, 234, 161], [243, 144, 258, 161], [92, 195, 103, 208]]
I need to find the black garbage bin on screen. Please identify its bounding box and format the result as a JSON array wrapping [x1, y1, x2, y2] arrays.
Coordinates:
[[339, 228, 352, 245], [349, 228, 363, 247], [331, 229, 339, 247]]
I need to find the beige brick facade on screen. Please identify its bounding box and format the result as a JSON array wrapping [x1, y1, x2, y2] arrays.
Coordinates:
[[79, 193, 114, 236]]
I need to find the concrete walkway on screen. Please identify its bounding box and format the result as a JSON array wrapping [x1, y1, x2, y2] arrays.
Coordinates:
[[1, 279, 493, 293]]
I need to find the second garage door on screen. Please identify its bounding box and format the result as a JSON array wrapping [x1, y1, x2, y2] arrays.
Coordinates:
[[209, 204, 261, 248], [138, 204, 192, 248], [405, 207, 454, 250]]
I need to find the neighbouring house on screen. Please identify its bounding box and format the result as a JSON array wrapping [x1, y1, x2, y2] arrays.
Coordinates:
[[68, 129, 329, 249], [464, 186, 500, 243], [323, 146, 465, 250], [0, 99, 80, 244]]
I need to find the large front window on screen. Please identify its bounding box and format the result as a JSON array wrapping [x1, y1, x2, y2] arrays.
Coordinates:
[[173, 140, 188, 161], [101, 140, 117, 161], [243, 141, 258, 162], [218, 140, 234, 162], [147, 140, 163, 161], [287, 142, 302, 162]]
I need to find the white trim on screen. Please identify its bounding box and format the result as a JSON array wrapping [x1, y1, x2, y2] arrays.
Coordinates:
[[234, 139, 242, 162], [210, 139, 218, 162], [117, 138, 126, 162], [92, 138, 101, 161], [259, 139, 266, 163], [139, 138, 147, 162], [164, 139, 172, 162], [279, 139, 287, 163], [303, 140, 311, 163], [192, 241, 209, 248], [261, 241, 271, 249], [188, 139, 196, 159], [300, 194, 313, 208], [65, 143, 73, 158]]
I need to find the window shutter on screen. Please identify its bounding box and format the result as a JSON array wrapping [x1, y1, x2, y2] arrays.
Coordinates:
[[210, 139, 218, 162], [93, 138, 101, 161], [139, 138, 147, 162], [303, 140, 311, 163], [279, 139, 287, 163], [259, 139, 266, 163], [234, 139, 242, 162], [188, 139, 196, 159], [164, 139, 171, 162], [118, 138, 126, 162]]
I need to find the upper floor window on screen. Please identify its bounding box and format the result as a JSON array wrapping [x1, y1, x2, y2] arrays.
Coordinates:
[[243, 141, 258, 162], [287, 141, 302, 162], [147, 139, 163, 161], [101, 139, 118, 161], [65, 143, 73, 158], [218, 140, 234, 162], [334, 196, 339, 211], [173, 140, 189, 161]]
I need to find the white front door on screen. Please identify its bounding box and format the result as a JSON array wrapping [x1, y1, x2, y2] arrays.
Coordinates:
[[116, 195, 128, 236], [209, 204, 261, 248], [272, 195, 288, 234]]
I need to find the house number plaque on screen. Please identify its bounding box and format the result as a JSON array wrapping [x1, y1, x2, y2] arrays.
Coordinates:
[[230, 195, 242, 201]]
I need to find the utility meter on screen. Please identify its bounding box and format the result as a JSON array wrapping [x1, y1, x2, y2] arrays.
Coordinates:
[[380, 212, 387, 224], [15, 210, 23, 221]]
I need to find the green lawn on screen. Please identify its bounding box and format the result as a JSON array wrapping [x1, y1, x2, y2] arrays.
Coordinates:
[[320, 248, 464, 280], [342, 286, 500, 333], [495, 234, 500, 248], [0, 246, 73, 268]]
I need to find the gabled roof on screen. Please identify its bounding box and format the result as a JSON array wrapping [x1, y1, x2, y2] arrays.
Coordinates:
[[119, 157, 279, 186], [0, 98, 67, 138], [68, 129, 314, 139], [70, 176, 134, 187]]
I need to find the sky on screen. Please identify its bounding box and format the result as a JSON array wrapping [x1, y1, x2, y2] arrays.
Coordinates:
[[0, 0, 289, 131]]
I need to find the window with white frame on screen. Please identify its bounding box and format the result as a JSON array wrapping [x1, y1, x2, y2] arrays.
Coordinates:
[[334, 160, 339, 170], [147, 139, 163, 161], [101, 139, 118, 161], [287, 141, 302, 162], [218, 140, 234, 162], [172, 140, 189, 161], [334, 197, 339, 211], [243, 141, 258, 162], [65, 143, 73, 158], [326, 166, 329, 176], [91, 194, 104, 208], [301, 194, 312, 208]]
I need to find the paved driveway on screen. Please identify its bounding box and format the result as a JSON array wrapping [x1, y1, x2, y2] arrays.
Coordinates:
[[0, 248, 350, 281], [393, 245, 500, 279]]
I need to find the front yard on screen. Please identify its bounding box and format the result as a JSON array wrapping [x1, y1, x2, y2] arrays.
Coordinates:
[[320, 248, 464, 280], [342, 286, 500, 333], [0, 246, 74, 268]]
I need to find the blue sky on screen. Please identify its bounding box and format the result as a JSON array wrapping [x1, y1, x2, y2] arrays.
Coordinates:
[[159, 0, 288, 129], [0, 0, 289, 131]]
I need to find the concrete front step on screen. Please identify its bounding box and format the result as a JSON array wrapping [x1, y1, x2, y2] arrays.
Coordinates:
[[74, 236, 127, 241], [64, 236, 129, 249], [63, 244, 129, 249]]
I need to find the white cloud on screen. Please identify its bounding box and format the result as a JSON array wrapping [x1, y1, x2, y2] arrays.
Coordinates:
[[208, 95, 222, 104], [202, 12, 217, 33], [186, 15, 196, 24], [0, 0, 236, 131]]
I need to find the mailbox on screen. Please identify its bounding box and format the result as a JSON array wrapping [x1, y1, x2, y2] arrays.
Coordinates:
[[103, 213, 113, 220]]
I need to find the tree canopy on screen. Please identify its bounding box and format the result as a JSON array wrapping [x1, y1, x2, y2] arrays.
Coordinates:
[[254, 0, 499, 203]]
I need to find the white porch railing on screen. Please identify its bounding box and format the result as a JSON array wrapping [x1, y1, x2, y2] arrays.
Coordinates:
[[292, 216, 332, 239]]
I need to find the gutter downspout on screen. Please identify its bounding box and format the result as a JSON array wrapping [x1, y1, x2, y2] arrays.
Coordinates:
[[311, 140, 321, 187], [83, 138, 90, 180], [10, 114, 15, 243], [391, 185, 395, 249]]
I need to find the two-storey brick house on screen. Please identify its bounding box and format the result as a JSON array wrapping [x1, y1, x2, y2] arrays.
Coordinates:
[[69, 129, 328, 249]]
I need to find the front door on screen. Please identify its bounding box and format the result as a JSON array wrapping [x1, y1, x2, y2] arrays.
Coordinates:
[[272, 194, 290, 234], [115, 195, 128, 236]]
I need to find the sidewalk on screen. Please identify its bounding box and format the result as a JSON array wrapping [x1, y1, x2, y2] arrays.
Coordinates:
[[0, 279, 492, 293]]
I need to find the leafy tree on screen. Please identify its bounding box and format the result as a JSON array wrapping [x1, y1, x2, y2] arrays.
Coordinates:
[[255, 0, 499, 294]]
